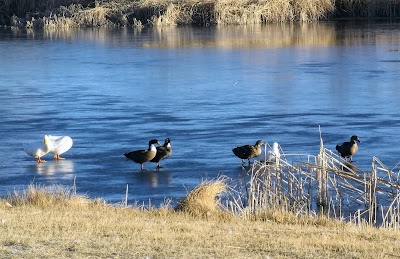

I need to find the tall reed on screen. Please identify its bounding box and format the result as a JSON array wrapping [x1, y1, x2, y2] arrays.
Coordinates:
[[226, 133, 400, 228]]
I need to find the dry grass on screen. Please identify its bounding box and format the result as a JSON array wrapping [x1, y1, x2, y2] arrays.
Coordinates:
[[214, 0, 334, 24], [1, 184, 400, 258], [175, 177, 227, 217], [2, 0, 400, 28], [142, 2, 194, 26], [225, 132, 400, 229], [6, 183, 103, 207]]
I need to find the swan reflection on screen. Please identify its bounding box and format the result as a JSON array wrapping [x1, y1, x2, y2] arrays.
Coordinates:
[[35, 160, 74, 175]]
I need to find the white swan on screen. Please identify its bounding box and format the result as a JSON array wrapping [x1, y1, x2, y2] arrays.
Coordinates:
[[48, 135, 73, 160], [23, 135, 53, 163]]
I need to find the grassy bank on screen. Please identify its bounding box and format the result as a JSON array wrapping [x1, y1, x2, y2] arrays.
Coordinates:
[[1, 0, 400, 28], [1, 183, 400, 258]]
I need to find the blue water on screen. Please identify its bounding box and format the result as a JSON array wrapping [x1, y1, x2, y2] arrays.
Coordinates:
[[1, 22, 400, 206]]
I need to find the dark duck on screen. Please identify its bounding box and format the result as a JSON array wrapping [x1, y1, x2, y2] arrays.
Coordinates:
[[232, 140, 265, 165], [151, 138, 172, 168], [336, 135, 360, 162], [124, 139, 161, 170]]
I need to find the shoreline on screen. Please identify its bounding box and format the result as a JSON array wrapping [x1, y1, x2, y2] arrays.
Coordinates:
[[1, 0, 400, 28], [1, 183, 400, 258]]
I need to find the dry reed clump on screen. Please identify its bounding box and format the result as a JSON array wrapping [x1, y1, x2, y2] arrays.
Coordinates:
[[73, 6, 110, 26], [6, 183, 104, 208], [148, 3, 192, 27], [214, 0, 334, 24], [41, 5, 113, 28], [295, 0, 335, 22], [175, 178, 227, 217], [215, 0, 292, 24], [227, 129, 400, 228], [134, 0, 215, 26]]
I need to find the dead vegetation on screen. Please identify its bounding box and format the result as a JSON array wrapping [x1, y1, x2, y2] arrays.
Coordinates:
[[2, 174, 400, 258], [222, 131, 400, 229], [1, 0, 400, 28], [6, 183, 105, 208], [175, 177, 228, 217]]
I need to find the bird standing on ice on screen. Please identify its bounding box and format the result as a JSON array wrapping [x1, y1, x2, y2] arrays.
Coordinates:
[[151, 138, 172, 169], [48, 135, 73, 160], [23, 135, 53, 163], [336, 135, 360, 162], [232, 140, 265, 165], [124, 139, 161, 170]]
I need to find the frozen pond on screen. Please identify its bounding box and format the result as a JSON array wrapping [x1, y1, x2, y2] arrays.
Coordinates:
[[1, 21, 400, 206]]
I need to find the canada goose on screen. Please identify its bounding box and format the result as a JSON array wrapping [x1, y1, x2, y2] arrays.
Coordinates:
[[151, 138, 172, 168], [336, 135, 360, 162], [232, 140, 265, 165], [124, 139, 161, 170], [48, 135, 73, 160], [23, 135, 52, 163]]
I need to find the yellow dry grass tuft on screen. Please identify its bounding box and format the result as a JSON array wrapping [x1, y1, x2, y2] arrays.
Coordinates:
[[175, 178, 227, 216], [74, 6, 110, 26], [215, 0, 291, 24], [6, 183, 104, 208], [41, 5, 112, 28]]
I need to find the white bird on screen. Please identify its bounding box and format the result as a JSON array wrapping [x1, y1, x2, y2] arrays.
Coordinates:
[[48, 135, 73, 160], [23, 135, 53, 163], [267, 142, 281, 164]]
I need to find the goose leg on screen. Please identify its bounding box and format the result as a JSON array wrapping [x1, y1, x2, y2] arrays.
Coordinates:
[[36, 157, 46, 163]]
